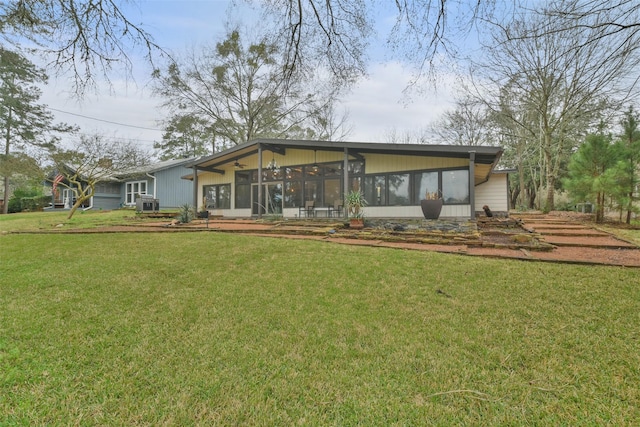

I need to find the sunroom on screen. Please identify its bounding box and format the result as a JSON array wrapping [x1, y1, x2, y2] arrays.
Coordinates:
[[185, 139, 505, 220]]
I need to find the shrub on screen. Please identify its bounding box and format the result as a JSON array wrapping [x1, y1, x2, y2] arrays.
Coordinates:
[[177, 204, 195, 223], [7, 188, 49, 213]]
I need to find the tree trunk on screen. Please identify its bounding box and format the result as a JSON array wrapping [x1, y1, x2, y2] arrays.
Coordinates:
[[3, 107, 12, 215], [543, 132, 555, 213], [2, 176, 8, 214], [510, 187, 520, 209], [595, 191, 605, 223], [518, 164, 525, 208]]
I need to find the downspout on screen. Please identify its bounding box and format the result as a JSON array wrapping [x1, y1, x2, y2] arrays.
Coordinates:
[[146, 172, 157, 198], [82, 195, 94, 211]]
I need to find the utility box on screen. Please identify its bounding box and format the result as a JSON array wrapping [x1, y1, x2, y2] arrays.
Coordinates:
[[576, 202, 593, 214], [136, 195, 159, 212]]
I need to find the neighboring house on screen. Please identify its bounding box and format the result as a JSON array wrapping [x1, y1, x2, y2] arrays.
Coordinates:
[[185, 139, 507, 219], [116, 158, 196, 209], [48, 167, 113, 210], [48, 158, 196, 211]]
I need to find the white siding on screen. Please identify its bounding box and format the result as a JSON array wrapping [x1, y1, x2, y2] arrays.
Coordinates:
[[475, 173, 509, 213]]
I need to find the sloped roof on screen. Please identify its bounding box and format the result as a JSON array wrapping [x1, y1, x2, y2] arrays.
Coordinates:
[[189, 138, 502, 168], [116, 157, 198, 177]]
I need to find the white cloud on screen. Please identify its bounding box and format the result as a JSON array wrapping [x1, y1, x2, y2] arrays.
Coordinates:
[[342, 62, 456, 142]]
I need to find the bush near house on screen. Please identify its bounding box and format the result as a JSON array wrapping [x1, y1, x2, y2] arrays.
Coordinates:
[[7, 189, 50, 213]]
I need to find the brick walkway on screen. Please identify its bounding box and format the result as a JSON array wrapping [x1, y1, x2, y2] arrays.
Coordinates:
[[146, 214, 640, 268]]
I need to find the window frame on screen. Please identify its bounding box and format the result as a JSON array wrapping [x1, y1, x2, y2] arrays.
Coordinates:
[[363, 167, 470, 206], [125, 180, 147, 205], [203, 183, 231, 209]]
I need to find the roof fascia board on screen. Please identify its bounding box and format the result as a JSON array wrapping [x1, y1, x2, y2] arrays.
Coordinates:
[[189, 139, 503, 168]]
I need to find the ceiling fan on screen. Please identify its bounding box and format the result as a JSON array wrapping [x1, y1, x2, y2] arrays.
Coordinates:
[[234, 159, 246, 169]]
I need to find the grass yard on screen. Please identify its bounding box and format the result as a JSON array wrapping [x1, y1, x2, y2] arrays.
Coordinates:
[[0, 209, 147, 232], [0, 218, 639, 424]]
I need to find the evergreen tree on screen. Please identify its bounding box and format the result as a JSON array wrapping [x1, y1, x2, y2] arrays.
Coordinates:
[[0, 48, 73, 214], [564, 131, 618, 223], [154, 114, 217, 161], [611, 106, 640, 223]]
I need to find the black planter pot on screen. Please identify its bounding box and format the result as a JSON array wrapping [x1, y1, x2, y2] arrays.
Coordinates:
[[420, 199, 443, 219]]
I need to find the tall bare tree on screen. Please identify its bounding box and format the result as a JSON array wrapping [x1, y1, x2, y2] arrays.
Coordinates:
[[430, 95, 497, 146], [475, 7, 640, 211], [251, 0, 500, 86], [153, 29, 342, 147], [0, 0, 163, 95]]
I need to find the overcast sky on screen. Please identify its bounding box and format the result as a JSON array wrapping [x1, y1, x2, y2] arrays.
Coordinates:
[[40, 0, 460, 155]]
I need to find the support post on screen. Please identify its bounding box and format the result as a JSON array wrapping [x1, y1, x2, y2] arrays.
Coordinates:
[[469, 151, 476, 220], [192, 166, 199, 209], [343, 147, 349, 219], [257, 144, 263, 219]]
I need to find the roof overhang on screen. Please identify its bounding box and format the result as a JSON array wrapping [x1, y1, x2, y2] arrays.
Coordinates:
[[187, 139, 503, 182]]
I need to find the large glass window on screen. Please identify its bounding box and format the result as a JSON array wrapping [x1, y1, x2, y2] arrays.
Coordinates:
[[284, 166, 303, 180], [125, 180, 147, 205], [323, 162, 342, 177], [442, 170, 469, 204], [388, 173, 410, 205], [349, 177, 362, 193], [234, 160, 364, 211], [95, 182, 120, 194], [364, 175, 386, 206], [204, 184, 231, 209], [304, 180, 321, 204], [324, 178, 341, 207], [415, 171, 439, 202], [348, 161, 364, 175], [235, 184, 251, 208], [284, 181, 302, 208]]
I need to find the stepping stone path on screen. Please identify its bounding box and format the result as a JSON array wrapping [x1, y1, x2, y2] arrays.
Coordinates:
[[506, 213, 640, 266]]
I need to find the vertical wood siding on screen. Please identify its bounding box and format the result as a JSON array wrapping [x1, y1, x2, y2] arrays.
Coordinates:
[[155, 166, 194, 208]]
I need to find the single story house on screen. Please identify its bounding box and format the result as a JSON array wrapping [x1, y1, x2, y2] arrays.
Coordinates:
[[184, 139, 507, 219], [116, 157, 197, 209], [49, 158, 196, 211]]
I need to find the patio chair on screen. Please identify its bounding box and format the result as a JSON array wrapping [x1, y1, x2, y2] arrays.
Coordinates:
[[299, 200, 315, 218], [329, 199, 343, 218]]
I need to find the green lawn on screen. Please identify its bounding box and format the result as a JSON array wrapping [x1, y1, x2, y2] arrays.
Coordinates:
[[1, 214, 639, 425], [0, 209, 146, 232]]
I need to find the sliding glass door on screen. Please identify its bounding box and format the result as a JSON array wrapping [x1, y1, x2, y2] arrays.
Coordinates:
[[252, 183, 283, 215]]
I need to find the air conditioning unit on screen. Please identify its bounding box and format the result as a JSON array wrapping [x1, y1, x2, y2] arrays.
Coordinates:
[[136, 195, 159, 212]]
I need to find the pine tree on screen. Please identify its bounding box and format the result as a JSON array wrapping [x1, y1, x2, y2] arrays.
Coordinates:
[[0, 48, 71, 214], [610, 107, 640, 223], [563, 132, 618, 223]]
